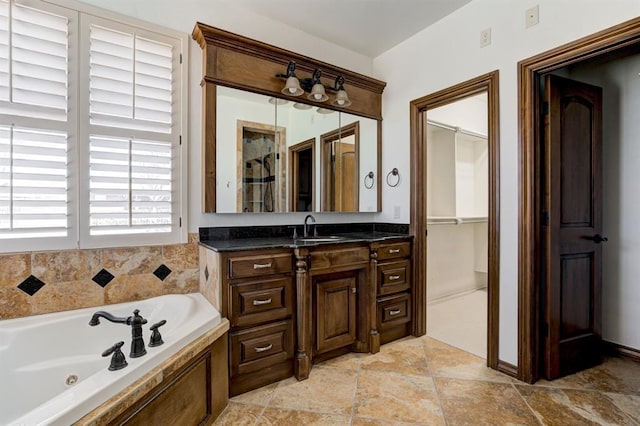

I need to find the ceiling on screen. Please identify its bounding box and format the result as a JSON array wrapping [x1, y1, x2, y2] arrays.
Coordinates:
[[224, 0, 473, 57]]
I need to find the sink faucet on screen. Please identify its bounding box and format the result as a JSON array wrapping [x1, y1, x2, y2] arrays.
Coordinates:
[[89, 309, 148, 358], [303, 214, 317, 238]]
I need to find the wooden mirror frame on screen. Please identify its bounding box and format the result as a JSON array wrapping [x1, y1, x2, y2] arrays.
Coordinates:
[[192, 23, 386, 213]]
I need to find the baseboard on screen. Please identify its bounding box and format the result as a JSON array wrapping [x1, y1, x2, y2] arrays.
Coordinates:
[[497, 359, 518, 378], [603, 340, 640, 362]]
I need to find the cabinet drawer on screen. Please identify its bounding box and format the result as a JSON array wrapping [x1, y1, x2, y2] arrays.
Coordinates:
[[310, 246, 369, 270], [377, 292, 411, 330], [230, 277, 293, 327], [228, 252, 292, 279], [377, 260, 410, 295], [377, 241, 411, 261], [229, 320, 293, 377]]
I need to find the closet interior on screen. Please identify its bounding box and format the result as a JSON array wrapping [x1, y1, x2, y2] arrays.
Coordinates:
[[425, 93, 488, 358]]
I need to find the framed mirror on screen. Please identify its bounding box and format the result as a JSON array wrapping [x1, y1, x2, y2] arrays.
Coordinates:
[[215, 86, 379, 213]]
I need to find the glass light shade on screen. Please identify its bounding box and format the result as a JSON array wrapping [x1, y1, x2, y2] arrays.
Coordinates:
[[316, 107, 335, 114], [282, 76, 304, 96], [308, 83, 328, 102], [331, 89, 352, 107], [268, 97, 288, 105], [293, 102, 312, 110]]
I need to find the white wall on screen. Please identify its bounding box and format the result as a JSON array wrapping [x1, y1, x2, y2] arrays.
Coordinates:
[[561, 54, 640, 352], [373, 0, 640, 364], [76, 0, 376, 229]]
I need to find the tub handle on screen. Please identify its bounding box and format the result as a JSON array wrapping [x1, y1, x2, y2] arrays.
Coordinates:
[[254, 343, 273, 353], [253, 262, 273, 269], [149, 320, 167, 347], [388, 275, 401, 281], [389, 309, 402, 316], [102, 341, 128, 371], [253, 298, 272, 306]]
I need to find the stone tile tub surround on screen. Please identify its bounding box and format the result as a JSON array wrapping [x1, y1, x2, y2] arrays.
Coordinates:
[[0, 233, 200, 320]]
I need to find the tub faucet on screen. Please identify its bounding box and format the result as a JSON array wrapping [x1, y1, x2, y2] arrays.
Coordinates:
[[303, 214, 317, 238], [89, 309, 148, 358]]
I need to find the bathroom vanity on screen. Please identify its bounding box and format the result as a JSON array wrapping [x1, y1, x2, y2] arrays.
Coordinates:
[[199, 224, 413, 396]]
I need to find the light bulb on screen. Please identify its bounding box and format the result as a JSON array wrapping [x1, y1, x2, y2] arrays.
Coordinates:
[[288, 87, 297, 94], [314, 93, 322, 100], [337, 99, 345, 106]]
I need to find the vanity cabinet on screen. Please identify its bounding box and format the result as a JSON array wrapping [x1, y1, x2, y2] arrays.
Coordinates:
[[373, 240, 412, 344], [199, 233, 413, 396], [204, 248, 295, 397]]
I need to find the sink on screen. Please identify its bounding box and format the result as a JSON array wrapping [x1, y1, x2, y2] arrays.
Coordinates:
[[295, 236, 344, 243]]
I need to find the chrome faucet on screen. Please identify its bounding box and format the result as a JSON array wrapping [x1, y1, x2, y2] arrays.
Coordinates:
[[89, 309, 148, 358], [303, 214, 317, 238]]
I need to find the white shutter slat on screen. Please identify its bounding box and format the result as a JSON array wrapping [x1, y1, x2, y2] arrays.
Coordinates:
[[11, 3, 68, 118], [0, 126, 69, 237], [89, 135, 172, 235], [0, 1, 9, 101]]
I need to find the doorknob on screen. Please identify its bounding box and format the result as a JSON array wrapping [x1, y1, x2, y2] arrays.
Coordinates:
[[586, 234, 608, 243]]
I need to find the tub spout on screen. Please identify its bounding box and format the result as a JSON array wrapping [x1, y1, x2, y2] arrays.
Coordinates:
[[89, 309, 148, 358], [89, 311, 128, 326]]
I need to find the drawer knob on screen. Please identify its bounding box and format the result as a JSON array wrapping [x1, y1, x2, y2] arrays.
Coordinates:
[[389, 275, 401, 281], [254, 343, 273, 353], [252, 298, 272, 306], [253, 262, 273, 269], [389, 309, 402, 316], [389, 249, 400, 254]]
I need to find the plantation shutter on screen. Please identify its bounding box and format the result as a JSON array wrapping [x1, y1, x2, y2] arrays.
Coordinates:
[[0, 0, 76, 248], [83, 17, 181, 242]]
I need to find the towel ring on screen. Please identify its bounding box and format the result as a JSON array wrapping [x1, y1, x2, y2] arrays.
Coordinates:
[[364, 171, 375, 189], [386, 168, 400, 187]]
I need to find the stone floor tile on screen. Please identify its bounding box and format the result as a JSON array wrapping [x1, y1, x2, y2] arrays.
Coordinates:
[[355, 370, 444, 425], [436, 378, 539, 425], [230, 382, 279, 406], [516, 385, 635, 425], [256, 407, 351, 425], [605, 392, 640, 424], [268, 366, 357, 415], [361, 337, 430, 376], [213, 401, 263, 426]]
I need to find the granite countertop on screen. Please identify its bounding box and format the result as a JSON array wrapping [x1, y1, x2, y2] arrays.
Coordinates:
[[200, 231, 413, 252]]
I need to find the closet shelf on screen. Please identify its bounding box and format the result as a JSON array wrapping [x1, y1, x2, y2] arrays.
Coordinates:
[[427, 216, 488, 225]]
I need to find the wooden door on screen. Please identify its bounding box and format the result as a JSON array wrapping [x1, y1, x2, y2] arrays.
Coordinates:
[[543, 74, 604, 379], [315, 274, 357, 354]]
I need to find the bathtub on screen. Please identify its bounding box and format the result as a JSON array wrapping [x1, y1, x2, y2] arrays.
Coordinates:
[[0, 293, 221, 426]]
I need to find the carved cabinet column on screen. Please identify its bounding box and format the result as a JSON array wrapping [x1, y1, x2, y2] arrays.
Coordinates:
[[294, 248, 311, 380], [369, 245, 381, 354]]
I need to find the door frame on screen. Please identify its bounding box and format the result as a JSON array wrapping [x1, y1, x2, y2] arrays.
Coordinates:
[[409, 71, 501, 371], [288, 137, 316, 212], [518, 17, 640, 383]]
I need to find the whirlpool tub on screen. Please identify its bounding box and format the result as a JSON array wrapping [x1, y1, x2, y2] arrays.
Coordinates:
[[0, 293, 224, 425]]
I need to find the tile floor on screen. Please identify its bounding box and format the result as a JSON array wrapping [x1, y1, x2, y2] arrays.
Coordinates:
[[427, 289, 487, 358], [214, 336, 640, 425]]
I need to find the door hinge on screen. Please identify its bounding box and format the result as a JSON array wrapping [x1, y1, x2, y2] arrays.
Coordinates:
[[425, 229, 428, 237], [180, 53, 183, 64], [542, 211, 550, 226], [543, 101, 549, 115], [179, 135, 182, 145], [179, 217, 182, 227], [351, 287, 356, 294]]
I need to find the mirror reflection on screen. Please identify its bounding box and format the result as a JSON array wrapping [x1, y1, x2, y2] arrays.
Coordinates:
[[215, 86, 378, 213]]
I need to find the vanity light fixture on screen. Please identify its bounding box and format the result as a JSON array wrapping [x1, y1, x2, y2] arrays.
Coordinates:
[[331, 76, 352, 107], [276, 61, 350, 106]]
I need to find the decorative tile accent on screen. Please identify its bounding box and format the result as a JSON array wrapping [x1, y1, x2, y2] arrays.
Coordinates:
[[92, 269, 115, 287], [204, 265, 209, 281], [153, 264, 172, 281], [17, 275, 46, 296]]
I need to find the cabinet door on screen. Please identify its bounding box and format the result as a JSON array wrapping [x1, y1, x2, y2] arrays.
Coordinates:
[[315, 274, 356, 354]]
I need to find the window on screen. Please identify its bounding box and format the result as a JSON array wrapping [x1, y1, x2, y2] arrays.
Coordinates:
[[0, 0, 186, 253]]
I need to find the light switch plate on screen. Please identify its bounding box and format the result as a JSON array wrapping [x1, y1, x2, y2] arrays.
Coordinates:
[[480, 28, 491, 48], [526, 5, 539, 28]]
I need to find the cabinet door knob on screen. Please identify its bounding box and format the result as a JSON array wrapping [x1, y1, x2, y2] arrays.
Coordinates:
[[389, 309, 401, 316], [252, 298, 272, 306], [254, 343, 273, 353], [253, 262, 273, 269]]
